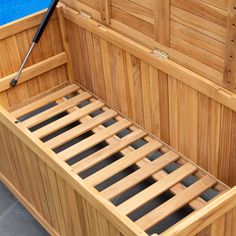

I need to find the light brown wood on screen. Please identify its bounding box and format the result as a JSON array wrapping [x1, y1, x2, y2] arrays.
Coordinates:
[[33, 100, 104, 138], [0, 83, 233, 236], [12, 84, 79, 118], [0, 53, 67, 93], [22, 92, 91, 128], [45, 109, 117, 149], [154, 0, 170, 45], [58, 118, 132, 161], [57, 5, 75, 83], [63, 7, 236, 113], [101, 151, 180, 200], [85, 140, 163, 186], [223, 0, 236, 88], [61, 0, 232, 91], [62, 9, 236, 189], [117, 163, 198, 215], [136, 176, 217, 231], [1, 4, 236, 236], [71, 129, 147, 174], [0, 9, 56, 40], [101, 0, 111, 25], [162, 187, 236, 236]]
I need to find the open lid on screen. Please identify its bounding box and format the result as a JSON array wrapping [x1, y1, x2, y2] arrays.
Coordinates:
[[60, 0, 236, 92]]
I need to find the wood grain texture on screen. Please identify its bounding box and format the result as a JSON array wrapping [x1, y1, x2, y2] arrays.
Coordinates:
[[64, 17, 236, 187], [1, 4, 236, 236], [0, 12, 69, 109], [61, 0, 234, 90], [0, 83, 232, 236]]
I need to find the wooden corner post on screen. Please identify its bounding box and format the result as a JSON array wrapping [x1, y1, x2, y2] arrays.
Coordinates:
[[57, 4, 76, 83]]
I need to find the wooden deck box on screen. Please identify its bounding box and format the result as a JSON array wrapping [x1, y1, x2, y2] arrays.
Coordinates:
[[0, 1, 236, 235]]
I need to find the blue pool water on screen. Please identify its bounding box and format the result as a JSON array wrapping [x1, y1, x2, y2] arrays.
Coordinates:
[[0, 0, 51, 26]]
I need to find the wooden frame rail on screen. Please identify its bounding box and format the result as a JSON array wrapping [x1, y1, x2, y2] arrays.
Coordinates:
[[0, 53, 67, 93]]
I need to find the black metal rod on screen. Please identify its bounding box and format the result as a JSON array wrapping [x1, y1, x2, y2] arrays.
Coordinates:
[[10, 0, 59, 87]]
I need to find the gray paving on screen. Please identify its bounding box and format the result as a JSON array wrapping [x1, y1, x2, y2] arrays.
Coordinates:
[[0, 182, 48, 236]]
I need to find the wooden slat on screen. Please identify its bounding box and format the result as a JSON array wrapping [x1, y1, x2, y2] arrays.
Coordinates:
[[22, 92, 91, 128], [12, 83, 79, 118], [57, 119, 132, 161], [0, 53, 68, 94], [45, 109, 118, 149], [72, 129, 147, 174], [85, 140, 163, 186], [117, 163, 198, 215], [101, 151, 180, 200], [33, 100, 104, 138], [136, 176, 217, 231]]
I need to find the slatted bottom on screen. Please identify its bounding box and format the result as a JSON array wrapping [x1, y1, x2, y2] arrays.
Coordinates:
[[11, 83, 228, 235]]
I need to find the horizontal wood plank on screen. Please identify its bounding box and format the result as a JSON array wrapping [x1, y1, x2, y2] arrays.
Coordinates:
[[72, 129, 147, 174], [0, 53, 68, 94], [33, 100, 104, 138], [57, 119, 132, 161], [22, 92, 91, 128], [45, 109, 118, 149], [12, 84, 80, 118], [85, 140, 163, 186]]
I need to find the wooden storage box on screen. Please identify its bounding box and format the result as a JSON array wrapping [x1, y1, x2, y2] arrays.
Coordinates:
[[0, 1, 236, 235]]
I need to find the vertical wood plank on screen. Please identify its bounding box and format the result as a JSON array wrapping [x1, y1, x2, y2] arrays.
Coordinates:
[[15, 30, 41, 97], [218, 106, 232, 184], [154, 0, 170, 46], [93, 34, 107, 101], [57, 6, 75, 83], [149, 65, 161, 137], [141, 61, 152, 132], [228, 110, 236, 186], [168, 76, 178, 149], [211, 215, 225, 236], [115, 47, 130, 116], [158, 71, 170, 143], [47, 167, 67, 236], [38, 158, 60, 232], [4, 36, 30, 106]]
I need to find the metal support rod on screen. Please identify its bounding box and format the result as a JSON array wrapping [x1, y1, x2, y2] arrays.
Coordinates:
[[10, 43, 36, 87]]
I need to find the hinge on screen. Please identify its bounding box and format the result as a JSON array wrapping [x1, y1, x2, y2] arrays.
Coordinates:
[[79, 10, 92, 19], [152, 49, 169, 60]]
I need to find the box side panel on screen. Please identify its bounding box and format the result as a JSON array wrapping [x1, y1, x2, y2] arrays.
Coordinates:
[[0, 121, 126, 236]]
